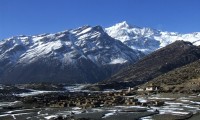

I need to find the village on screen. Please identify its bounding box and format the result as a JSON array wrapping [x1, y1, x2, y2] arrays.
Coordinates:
[[21, 84, 163, 109]]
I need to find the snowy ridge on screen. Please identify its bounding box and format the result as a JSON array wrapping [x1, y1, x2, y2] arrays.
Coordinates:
[[105, 21, 200, 54], [0, 25, 143, 84], [0, 25, 141, 66]]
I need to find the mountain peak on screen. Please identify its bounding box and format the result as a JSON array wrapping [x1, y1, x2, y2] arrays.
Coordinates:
[[92, 26, 106, 35], [72, 25, 105, 34], [105, 21, 200, 54], [117, 21, 129, 26], [113, 21, 134, 29]]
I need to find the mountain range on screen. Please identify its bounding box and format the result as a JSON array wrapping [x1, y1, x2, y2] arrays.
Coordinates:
[[0, 21, 200, 84]]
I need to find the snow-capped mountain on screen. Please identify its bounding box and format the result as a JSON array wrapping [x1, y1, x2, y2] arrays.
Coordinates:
[[0, 25, 143, 84], [105, 21, 200, 54], [1, 21, 200, 84]]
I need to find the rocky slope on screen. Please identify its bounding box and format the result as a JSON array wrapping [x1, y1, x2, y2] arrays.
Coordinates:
[[92, 41, 200, 90], [0, 26, 143, 84], [142, 59, 200, 93]]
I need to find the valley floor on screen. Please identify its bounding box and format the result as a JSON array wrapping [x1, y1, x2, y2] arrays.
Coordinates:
[[0, 84, 200, 120]]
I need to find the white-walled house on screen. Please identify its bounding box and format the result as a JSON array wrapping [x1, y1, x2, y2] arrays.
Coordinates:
[[145, 86, 158, 92]]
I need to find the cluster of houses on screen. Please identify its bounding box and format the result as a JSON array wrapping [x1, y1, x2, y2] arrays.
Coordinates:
[[22, 85, 164, 109], [137, 83, 159, 92]]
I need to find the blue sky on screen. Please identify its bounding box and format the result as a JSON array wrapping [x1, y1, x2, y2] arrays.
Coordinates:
[[0, 0, 200, 40]]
